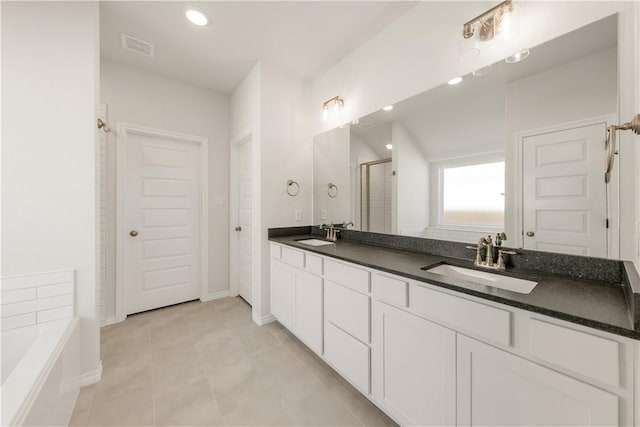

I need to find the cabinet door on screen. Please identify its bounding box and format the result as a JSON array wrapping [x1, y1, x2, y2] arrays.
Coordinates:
[[371, 301, 456, 426], [294, 270, 322, 354], [270, 260, 295, 329], [457, 334, 619, 427]]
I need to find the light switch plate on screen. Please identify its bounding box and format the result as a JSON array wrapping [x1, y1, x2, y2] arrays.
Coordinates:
[[295, 210, 302, 222], [321, 209, 327, 220]]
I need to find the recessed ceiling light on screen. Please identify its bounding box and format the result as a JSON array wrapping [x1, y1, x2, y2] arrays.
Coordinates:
[[448, 77, 463, 85], [505, 48, 530, 63], [185, 8, 208, 26], [382, 105, 394, 111], [386, 144, 393, 150], [472, 65, 492, 77]]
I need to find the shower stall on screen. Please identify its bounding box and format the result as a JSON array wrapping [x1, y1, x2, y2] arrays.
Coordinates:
[[360, 158, 392, 233]]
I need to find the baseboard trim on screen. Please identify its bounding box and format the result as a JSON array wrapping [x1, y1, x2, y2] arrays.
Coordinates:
[[201, 290, 230, 302], [79, 361, 102, 387], [102, 315, 117, 327], [255, 314, 276, 326]]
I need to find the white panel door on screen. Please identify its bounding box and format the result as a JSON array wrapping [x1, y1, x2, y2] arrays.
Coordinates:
[[372, 301, 456, 426], [523, 123, 607, 256], [124, 132, 201, 314], [457, 334, 619, 427], [237, 140, 253, 304]]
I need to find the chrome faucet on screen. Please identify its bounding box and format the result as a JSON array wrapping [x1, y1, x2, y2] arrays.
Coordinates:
[[342, 221, 354, 228], [320, 223, 339, 242], [466, 234, 517, 271]]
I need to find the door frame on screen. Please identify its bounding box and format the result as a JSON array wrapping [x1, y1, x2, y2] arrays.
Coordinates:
[[514, 114, 619, 257], [229, 128, 258, 301], [114, 122, 209, 322]]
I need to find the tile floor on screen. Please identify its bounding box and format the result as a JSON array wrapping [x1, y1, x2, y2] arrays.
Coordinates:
[[70, 297, 398, 426]]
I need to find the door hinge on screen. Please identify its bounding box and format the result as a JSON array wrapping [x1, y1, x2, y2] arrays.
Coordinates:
[[606, 218, 609, 229]]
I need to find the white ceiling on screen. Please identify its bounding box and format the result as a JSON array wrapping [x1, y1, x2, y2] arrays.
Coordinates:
[[100, 1, 417, 94]]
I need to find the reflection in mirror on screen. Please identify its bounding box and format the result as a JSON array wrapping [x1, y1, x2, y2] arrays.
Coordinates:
[[312, 15, 619, 258]]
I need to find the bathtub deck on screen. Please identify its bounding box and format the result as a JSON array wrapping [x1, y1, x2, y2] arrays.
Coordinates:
[[70, 296, 396, 426]]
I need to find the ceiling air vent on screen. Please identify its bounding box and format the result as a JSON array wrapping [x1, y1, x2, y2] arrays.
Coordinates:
[[120, 33, 155, 58]]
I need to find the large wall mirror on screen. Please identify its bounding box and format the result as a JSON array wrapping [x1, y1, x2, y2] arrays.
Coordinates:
[[313, 15, 620, 258]]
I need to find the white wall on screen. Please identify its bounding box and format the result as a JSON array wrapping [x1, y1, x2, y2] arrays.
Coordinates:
[[230, 61, 312, 324], [392, 122, 428, 237], [312, 1, 639, 267], [100, 60, 230, 319], [1, 2, 100, 377], [313, 126, 351, 226]]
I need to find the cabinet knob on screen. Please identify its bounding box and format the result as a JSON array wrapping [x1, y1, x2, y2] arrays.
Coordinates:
[[235, 226, 242, 232], [526, 231, 535, 237], [129, 230, 138, 237]]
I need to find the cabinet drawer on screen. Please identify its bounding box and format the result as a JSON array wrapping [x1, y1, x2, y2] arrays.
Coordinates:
[[324, 321, 370, 393], [325, 281, 370, 343], [372, 274, 408, 307], [281, 246, 304, 269], [325, 259, 370, 293], [270, 243, 281, 259], [529, 319, 620, 387], [410, 284, 511, 346], [305, 253, 323, 276]]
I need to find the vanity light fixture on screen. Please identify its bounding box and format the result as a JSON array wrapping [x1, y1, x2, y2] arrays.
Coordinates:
[[505, 48, 530, 63], [386, 144, 393, 150], [322, 96, 344, 121], [382, 105, 394, 111], [460, 0, 519, 60], [185, 8, 209, 26], [448, 77, 463, 85]]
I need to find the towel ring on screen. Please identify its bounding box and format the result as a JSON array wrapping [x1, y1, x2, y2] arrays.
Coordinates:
[[605, 114, 640, 183], [286, 179, 300, 197], [328, 183, 338, 198]]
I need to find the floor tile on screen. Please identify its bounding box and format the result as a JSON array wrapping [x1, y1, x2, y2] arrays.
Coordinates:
[[72, 297, 397, 427], [154, 379, 222, 426]]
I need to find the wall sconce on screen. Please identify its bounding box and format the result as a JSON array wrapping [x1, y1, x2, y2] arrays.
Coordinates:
[[460, 0, 519, 60], [322, 96, 344, 121]]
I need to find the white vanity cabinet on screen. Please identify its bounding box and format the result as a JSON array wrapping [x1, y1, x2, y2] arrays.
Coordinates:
[[371, 301, 456, 426], [268, 242, 636, 427], [323, 259, 372, 393], [270, 258, 295, 330], [456, 334, 619, 426], [269, 244, 323, 354]]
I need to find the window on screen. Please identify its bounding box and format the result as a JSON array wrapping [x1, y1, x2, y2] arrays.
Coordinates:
[[435, 158, 505, 229]]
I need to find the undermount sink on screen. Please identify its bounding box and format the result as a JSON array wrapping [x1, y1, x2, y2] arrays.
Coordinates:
[[424, 264, 538, 294], [295, 238, 335, 247]]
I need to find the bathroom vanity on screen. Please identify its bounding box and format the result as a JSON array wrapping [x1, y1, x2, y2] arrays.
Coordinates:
[[269, 228, 640, 427]]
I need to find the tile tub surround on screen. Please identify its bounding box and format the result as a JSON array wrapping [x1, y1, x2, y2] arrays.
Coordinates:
[[70, 297, 397, 427], [268, 229, 640, 340]]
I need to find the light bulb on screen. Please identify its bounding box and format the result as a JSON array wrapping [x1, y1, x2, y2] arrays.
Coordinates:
[[382, 105, 394, 111], [459, 34, 480, 60], [386, 144, 393, 150], [496, 2, 519, 41], [448, 77, 463, 85], [322, 107, 329, 122]]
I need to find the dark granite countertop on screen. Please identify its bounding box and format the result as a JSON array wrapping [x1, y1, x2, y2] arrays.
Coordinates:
[[269, 233, 639, 340]]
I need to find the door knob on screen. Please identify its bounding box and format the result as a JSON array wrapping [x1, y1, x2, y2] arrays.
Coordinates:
[[129, 230, 138, 237], [235, 226, 242, 232], [526, 231, 535, 237]]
